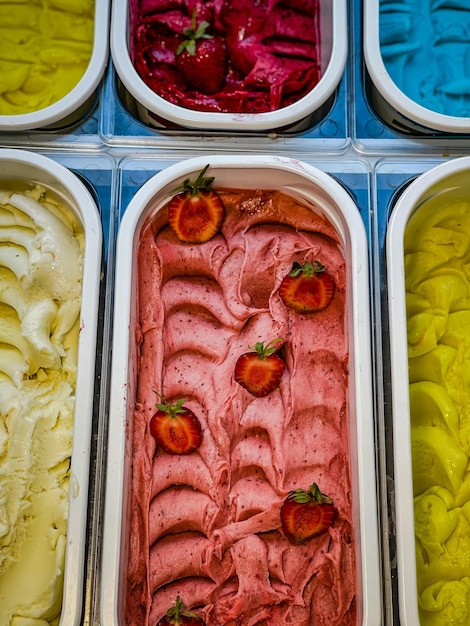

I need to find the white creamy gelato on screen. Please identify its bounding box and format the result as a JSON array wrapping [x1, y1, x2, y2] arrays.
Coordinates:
[[0, 185, 83, 625]]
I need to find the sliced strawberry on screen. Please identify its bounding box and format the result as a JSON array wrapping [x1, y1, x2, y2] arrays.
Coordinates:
[[234, 338, 285, 397], [167, 164, 225, 244], [150, 395, 203, 455], [280, 483, 336, 545], [157, 595, 205, 625], [175, 11, 227, 94], [279, 260, 335, 314]]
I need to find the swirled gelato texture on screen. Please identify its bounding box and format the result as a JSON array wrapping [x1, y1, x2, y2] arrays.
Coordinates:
[[0, 186, 84, 624], [127, 187, 356, 625], [130, 0, 321, 114], [0, 0, 94, 116], [379, 0, 470, 118], [405, 196, 470, 625]]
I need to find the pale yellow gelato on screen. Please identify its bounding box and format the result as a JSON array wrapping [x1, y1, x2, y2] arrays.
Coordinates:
[[405, 197, 470, 625], [0, 186, 84, 625], [0, 0, 95, 116]]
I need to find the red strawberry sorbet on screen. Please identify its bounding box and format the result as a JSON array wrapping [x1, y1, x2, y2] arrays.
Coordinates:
[[129, 0, 322, 113], [126, 186, 357, 625]]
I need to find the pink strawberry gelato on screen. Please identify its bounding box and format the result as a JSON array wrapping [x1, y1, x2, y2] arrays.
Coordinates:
[[126, 186, 356, 625], [129, 0, 321, 114]]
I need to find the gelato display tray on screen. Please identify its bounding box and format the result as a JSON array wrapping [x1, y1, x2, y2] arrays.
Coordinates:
[[0, 0, 110, 135], [0, 149, 114, 626], [110, 0, 347, 134], [0, 94, 106, 151], [99, 61, 350, 153], [364, 1, 470, 135], [353, 0, 470, 154], [100, 154, 381, 626], [372, 156, 470, 626]]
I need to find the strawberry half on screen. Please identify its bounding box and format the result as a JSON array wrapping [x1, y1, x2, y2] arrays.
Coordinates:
[[234, 339, 285, 397], [175, 11, 226, 94], [167, 164, 225, 244], [280, 483, 336, 545], [157, 595, 205, 626], [150, 395, 203, 455], [279, 260, 335, 314]]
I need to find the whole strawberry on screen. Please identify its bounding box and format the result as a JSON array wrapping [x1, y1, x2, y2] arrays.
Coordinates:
[[150, 395, 203, 455], [175, 11, 226, 94], [279, 260, 335, 314], [167, 164, 225, 243], [280, 483, 336, 545], [234, 338, 285, 397], [157, 595, 205, 625]]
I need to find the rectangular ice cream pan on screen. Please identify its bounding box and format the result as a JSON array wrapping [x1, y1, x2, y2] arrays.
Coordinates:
[[386, 156, 470, 626], [0, 0, 110, 132], [363, 0, 470, 135], [0, 148, 103, 625], [100, 155, 382, 625], [110, 1, 347, 133]]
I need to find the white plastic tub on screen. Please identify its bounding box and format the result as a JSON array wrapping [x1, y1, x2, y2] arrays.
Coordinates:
[[100, 155, 381, 625], [364, 1, 470, 134], [0, 148, 102, 625], [0, 0, 110, 132], [111, 1, 347, 132], [387, 156, 470, 625]]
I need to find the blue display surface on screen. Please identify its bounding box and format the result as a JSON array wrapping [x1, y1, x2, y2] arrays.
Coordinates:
[[99, 62, 350, 153], [4, 3, 470, 623], [351, 0, 470, 154]]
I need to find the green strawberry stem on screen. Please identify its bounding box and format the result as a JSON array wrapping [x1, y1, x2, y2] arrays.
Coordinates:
[[288, 260, 326, 277], [172, 164, 215, 197], [166, 595, 201, 622], [176, 9, 213, 56], [248, 338, 283, 359], [287, 483, 333, 505], [153, 391, 187, 418]]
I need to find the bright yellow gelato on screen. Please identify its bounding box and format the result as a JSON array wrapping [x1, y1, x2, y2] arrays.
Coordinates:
[[405, 197, 470, 625], [0, 0, 95, 116], [0, 186, 84, 624]]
